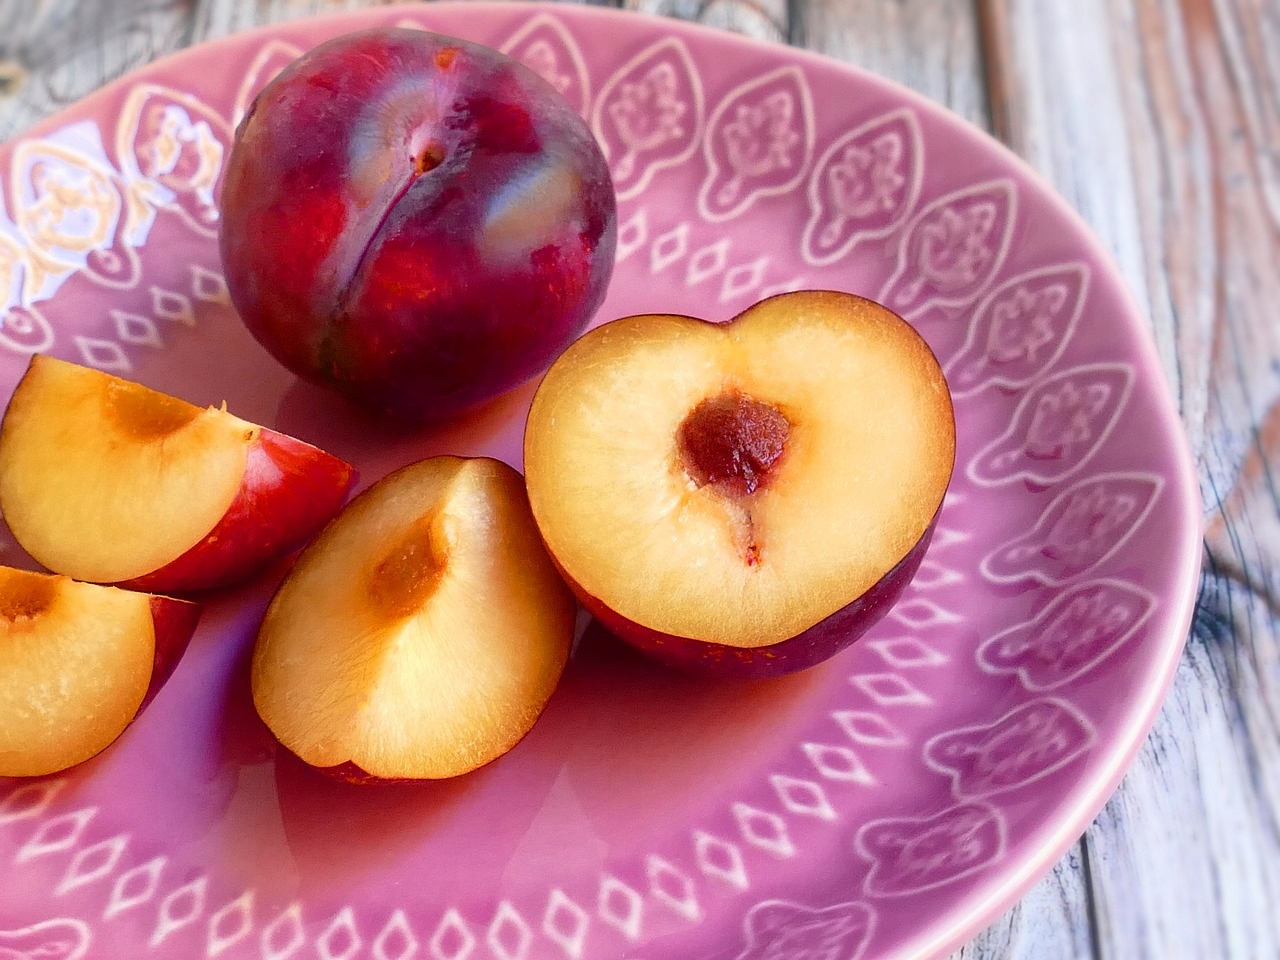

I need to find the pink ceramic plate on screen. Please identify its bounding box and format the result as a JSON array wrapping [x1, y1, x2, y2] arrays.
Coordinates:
[[0, 5, 1201, 959]]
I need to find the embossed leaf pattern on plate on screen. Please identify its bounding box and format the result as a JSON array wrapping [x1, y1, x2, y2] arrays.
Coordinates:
[[801, 108, 923, 266], [924, 698, 1097, 799], [978, 579, 1158, 690], [945, 262, 1090, 397], [594, 38, 705, 201], [10, 137, 141, 291], [115, 84, 233, 240], [856, 803, 1007, 898], [698, 66, 815, 222], [968, 363, 1136, 486], [501, 13, 592, 118], [879, 179, 1016, 319]]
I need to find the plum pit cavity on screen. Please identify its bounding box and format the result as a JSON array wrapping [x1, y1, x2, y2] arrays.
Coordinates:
[[367, 513, 447, 619], [677, 391, 790, 497], [0, 569, 56, 623], [413, 141, 446, 175], [104, 379, 198, 441]]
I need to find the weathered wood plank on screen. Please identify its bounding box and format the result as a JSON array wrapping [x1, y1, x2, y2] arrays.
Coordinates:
[[793, 0, 989, 128], [0, 0, 195, 141], [621, 0, 788, 45], [984, 1, 1280, 958], [952, 853, 1094, 960], [190, 0, 410, 43]]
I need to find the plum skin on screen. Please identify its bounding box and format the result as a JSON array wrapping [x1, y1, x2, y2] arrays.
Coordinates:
[[568, 515, 941, 679], [218, 28, 617, 422]]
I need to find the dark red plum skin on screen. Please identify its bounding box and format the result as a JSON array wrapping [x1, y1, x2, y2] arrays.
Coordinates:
[[142, 596, 203, 711], [569, 517, 941, 680], [121, 430, 357, 595], [219, 28, 617, 422]]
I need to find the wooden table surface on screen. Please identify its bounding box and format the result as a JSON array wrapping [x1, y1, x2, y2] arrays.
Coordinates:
[[1, 1, 1277, 958]]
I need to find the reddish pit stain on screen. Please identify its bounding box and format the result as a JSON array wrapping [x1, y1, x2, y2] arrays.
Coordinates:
[[678, 391, 790, 497]]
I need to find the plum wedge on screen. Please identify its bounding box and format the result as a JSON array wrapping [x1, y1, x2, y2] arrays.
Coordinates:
[[251, 456, 575, 780], [0, 355, 356, 593], [524, 290, 956, 678], [0, 565, 200, 777]]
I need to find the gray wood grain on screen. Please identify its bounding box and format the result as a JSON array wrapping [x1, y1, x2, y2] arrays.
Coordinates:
[[190, 0, 417, 43], [795, 0, 989, 129], [0, 0, 193, 140], [622, 0, 788, 45], [984, 1, 1280, 959]]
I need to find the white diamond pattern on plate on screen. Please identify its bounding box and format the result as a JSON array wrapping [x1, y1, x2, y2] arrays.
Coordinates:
[[261, 902, 306, 960], [429, 908, 475, 960], [732, 803, 795, 859], [865, 637, 950, 669], [685, 238, 729, 285], [543, 888, 590, 959], [616, 206, 649, 262], [832, 710, 906, 747], [487, 901, 532, 960], [803, 742, 876, 785], [189, 263, 229, 304], [908, 559, 964, 589], [770, 775, 836, 821], [372, 909, 418, 960], [74, 335, 130, 372], [207, 890, 254, 958], [647, 855, 701, 921], [16, 807, 96, 863], [104, 855, 166, 919], [888, 598, 962, 629], [111, 307, 162, 347], [56, 833, 129, 895], [0, 779, 67, 825], [150, 285, 195, 326], [719, 255, 768, 302], [694, 830, 749, 890], [850, 673, 933, 708], [649, 222, 689, 273], [317, 907, 362, 960], [597, 875, 644, 941], [149, 875, 207, 947]]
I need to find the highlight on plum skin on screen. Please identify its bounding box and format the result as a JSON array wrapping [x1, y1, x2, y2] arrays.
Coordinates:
[[219, 27, 618, 424]]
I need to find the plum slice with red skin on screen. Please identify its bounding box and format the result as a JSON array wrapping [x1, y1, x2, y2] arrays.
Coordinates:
[[0, 565, 201, 777]]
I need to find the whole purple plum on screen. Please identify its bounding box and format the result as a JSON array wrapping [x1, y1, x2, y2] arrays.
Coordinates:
[[218, 28, 616, 422]]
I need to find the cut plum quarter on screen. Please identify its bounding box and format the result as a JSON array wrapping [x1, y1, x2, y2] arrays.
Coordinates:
[[524, 290, 956, 678], [0, 355, 357, 593], [0, 565, 201, 777], [251, 456, 576, 781]]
